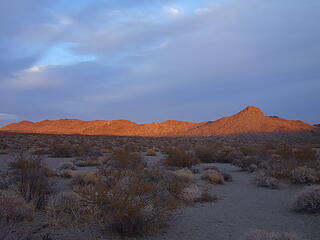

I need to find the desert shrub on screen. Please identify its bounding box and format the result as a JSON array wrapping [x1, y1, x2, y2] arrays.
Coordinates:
[[293, 186, 320, 213], [9, 154, 51, 208], [194, 190, 218, 203], [58, 170, 78, 178], [243, 229, 299, 240], [233, 156, 260, 172], [290, 166, 318, 184], [72, 142, 94, 157], [74, 156, 101, 167], [0, 190, 32, 223], [58, 161, 77, 170], [110, 149, 145, 169], [201, 170, 224, 185], [100, 148, 112, 154], [181, 184, 203, 202], [262, 156, 298, 179], [294, 146, 317, 165], [50, 143, 73, 157], [77, 167, 183, 237], [240, 145, 257, 156], [0, 149, 10, 154], [195, 146, 214, 162], [255, 174, 279, 189], [71, 172, 100, 186], [171, 168, 194, 182], [196, 145, 234, 163], [248, 164, 258, 172], [47, 191, 84, 224], [28, 147, 49, 155], [276, 144, 294, 159], [164, 147, 200, 168], [146, 148, 157, 156]]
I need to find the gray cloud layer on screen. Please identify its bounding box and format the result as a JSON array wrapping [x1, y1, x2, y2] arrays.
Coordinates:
[[0, 0, 319, 126]]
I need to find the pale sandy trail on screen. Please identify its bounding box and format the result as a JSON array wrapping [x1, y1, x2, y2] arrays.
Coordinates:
[[148, 163, 320, 240]]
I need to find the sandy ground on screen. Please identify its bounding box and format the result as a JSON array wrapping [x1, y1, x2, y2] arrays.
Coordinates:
[[1, 154, 320, 239], [148, 163, 320, 240]]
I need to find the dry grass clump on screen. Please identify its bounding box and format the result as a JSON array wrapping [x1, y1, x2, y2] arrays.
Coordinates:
[[76, 167, 189, 237], [9, 153, 51, 209], [171, 168, 194, 182], [74, 156, 102, 167], [293, 186, 320, 213], [146, 148, 157, 156], [201, 169, 224, 185], [195, 144, 235, 163], [290, 166, 318, 184], [47, 191, 86, 225], [240, 144, 257, 156], [71, 171, 100, 186], [58, 161, 77, 170], [58, 170, 78, 178], [195, 146, 215, 163], [0, 149, 10, 154], [294, 146, 317, 165], [255, 174, 279, 189], [164, 147, 200, 168], [107, 149, 145, 169], [0, 190, 32, 223], [50, 141, 96, 158], [50, 142, 74, 157], [243, 229, 299, 240], [195, 190, 218, 203]]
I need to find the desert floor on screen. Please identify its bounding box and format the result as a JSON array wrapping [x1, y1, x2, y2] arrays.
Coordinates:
[[0, 155, 319, 240]]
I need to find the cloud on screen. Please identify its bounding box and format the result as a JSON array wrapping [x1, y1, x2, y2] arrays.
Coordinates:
[[165, 8, 181, 16], [0, 113, 18, 120], [0, 0, 319, 124]]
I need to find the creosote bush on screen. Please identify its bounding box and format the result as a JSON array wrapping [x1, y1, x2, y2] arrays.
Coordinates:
[[255, 174, 279, 189], [293, 186, 320, 213], [50, 143, 74, 158], [164, 147, 200, 168], [46, 191, 84, 225], [9, 153, 51, 209], [290, 166, 318, 184], [109, 149, 145, 169], [0, 190, 32, 223], [201, 170, 224, 185], [76, 167, 187, 237]]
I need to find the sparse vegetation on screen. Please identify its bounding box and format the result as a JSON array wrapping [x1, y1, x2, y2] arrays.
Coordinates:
[[201, 169, 225, 185], [0, 131, 319, 239], [146, 148, 157, 156], [293, 186, 320, 213], [290, 166, 318, 184], [255, 174, 280, 189], [9, 153, 51, 209], [164, 147, 200, 168]]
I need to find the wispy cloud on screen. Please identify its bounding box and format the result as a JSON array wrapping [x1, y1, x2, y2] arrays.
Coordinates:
[[0, 113, 18, 120]]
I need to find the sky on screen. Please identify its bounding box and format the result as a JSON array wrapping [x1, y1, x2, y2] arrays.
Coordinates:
[[0, 0, 319, 126]]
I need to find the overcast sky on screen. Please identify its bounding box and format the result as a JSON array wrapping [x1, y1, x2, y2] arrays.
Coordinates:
[[0, 0, 319, 126]]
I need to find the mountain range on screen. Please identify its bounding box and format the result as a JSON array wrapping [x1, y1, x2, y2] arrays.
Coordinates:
[[0, 106, 318, 137]]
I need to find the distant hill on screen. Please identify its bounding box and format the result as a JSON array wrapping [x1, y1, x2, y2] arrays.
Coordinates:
[[314, 124, 320, 128], [0, 106, 318, 137]]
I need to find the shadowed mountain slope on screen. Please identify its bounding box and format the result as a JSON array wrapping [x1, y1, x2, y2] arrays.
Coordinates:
[[1, 106, 318, 137]]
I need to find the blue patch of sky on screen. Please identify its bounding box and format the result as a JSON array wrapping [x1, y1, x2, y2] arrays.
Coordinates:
[[36, 42, 97, 66]]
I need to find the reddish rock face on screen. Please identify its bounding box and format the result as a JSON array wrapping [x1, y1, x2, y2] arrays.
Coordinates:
[[0, 106, 318, 137]]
